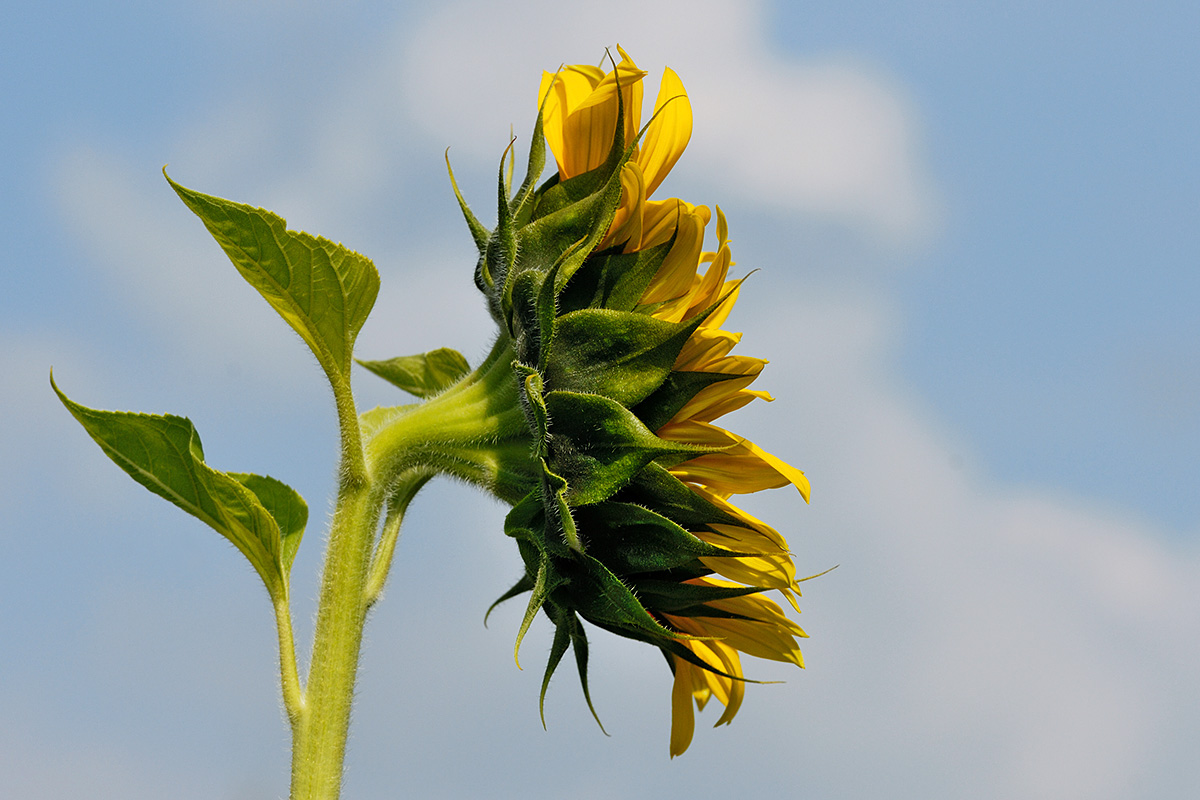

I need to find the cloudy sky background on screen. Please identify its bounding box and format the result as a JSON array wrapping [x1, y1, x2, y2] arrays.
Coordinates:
[[3, 1, 1198, 797]]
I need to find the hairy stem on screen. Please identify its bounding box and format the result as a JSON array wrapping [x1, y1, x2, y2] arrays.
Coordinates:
[[289, 473, 383, 800], [289, 374, 380, 800], [365, 470, 435, 609], [287, 341, 529, 799], [274, 593, 305, 728]]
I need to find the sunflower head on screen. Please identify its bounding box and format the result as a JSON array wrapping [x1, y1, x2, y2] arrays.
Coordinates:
[[452, 47, 813, 756]]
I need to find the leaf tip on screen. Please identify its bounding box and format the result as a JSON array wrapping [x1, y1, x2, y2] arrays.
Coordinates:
[[49, 369, 73, 410]]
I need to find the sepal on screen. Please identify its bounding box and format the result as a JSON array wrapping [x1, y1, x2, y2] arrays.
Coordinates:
[[545, 308, 709, 407], [571, 502, 746, 574], [556, 239, 673, 315], [543, 390, 712, 506]]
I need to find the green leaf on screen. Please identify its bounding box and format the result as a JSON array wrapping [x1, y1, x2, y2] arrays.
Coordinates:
[[537, 607, 607, 733], [515, 364, 549, 451], [484, 573, 535, 627], [618, 462, 744, 531], [228, 472, 308, 573], [626, 577, 764, 615], [166, 173, 379, 389], [528, 71, 628, 223], [53, 375, 305, 599], [445, 151, 490, 255], [509, 269, 547, 362], [563, 613, 606, 734], [528, 155, 618, 222], [357, 348, 470, 398], [554, 551, 681, 641], [539, 612, 572, 728], [510, 107, 547, 226], [508, 549, 562, 669], [514, 156, 624, 295]]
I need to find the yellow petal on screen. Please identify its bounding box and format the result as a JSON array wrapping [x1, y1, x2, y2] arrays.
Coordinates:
[[715, 205, 729, 246], [687, 243, 733, 317], [640, 199, 711, 251], [641, 204, 707, 305], [662, 420, 811, 499], [704, 520, 788, 553], [665, 357, 769, 424], [708, 643, 746, 727], [604, 162, 646, 250], [694, 488, 791, 548], [560, 49, 646, 177], [699, 554, 801, 605], [691, 277, 740, 333], [699, 616, 805, 666], [689, 389, 772, 423], [540, 66, 606, 178], [707, 587, 807, 626], [670, 658, 698, 757], [666, 617, 750, 728], [670, 376, 765, 425], [638, 67, 693, 197], [673, 328, 742, 371]]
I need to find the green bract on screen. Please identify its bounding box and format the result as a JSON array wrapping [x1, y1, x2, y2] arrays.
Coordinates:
[[449, 93, 780, 725]]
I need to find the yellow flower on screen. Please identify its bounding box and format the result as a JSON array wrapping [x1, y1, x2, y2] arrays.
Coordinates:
[[457, 46, 818, 760], [537, 51, 813, 755]]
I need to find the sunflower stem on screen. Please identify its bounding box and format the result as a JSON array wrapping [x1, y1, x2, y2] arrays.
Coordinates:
[[288, 340, 531, 799], [289, 374, 383, 800]]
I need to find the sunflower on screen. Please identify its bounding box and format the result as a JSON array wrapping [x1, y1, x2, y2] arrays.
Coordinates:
[[455, 46, 813, 756]]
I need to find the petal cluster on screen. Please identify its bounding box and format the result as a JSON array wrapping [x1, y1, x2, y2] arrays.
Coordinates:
[[453, 47, 814, 757]]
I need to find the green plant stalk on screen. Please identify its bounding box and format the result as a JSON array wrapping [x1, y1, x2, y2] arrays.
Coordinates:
[[287, 336, 530, 799], [274, 594, 304, 728], [365, 471, 435, 609], [289, 369, 380, 800], [290, 475, 383, 799], [364, 336, 533, 505]]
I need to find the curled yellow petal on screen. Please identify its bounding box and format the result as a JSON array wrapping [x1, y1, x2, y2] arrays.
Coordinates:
[[638, 67, 692, 198], [540, 65, 606, 177], [541, 48, 648, 181], [640, 203, 708, 306], [605, 162, 646, 250], [673, 328, 742, 371]]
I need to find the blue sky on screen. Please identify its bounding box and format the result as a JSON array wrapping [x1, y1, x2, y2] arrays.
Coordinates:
[[770, 0, 1200, 533], [3, 1, 1198, 798]]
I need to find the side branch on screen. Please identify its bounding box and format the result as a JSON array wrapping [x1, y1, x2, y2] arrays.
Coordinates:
[[274, 593, 306, 728], [365, 470, 436, 609]]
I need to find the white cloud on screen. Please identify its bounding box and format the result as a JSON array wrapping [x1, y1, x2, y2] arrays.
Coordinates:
[[400, 0, 937, 246], [755, 288, 1200, 798]]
